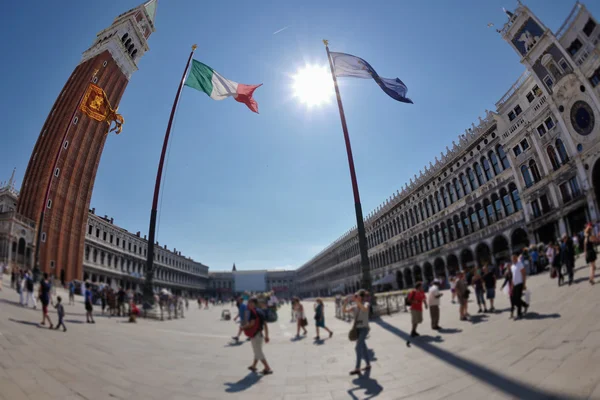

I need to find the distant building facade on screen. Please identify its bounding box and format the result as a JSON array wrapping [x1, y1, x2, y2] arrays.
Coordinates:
[[295, 3, 600, 297], [208, 266, 296, 298], [83, 209, 208, 295]]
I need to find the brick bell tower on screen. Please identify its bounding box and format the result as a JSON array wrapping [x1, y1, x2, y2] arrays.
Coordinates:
[[18, 0, 157, 282]]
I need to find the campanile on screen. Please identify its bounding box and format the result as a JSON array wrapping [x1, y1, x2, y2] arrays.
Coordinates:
[[18, 1, 157, 281]]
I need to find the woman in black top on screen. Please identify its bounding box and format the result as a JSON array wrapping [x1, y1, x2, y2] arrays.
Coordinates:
[[584, 224, 597, 285]]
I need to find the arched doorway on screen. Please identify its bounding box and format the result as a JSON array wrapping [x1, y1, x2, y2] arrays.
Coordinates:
[[511, 228, 530, 251], [396, 270, 404, 290], [447, 254, 459, 276], [423, 262, 434, 283], [492, 235, 510, 266], [460, 248, 475, 270], [434, 257, 446, 283], [475, 242, 492, 266], [403, 268, 413, 288], [413, 265, 423, 283]]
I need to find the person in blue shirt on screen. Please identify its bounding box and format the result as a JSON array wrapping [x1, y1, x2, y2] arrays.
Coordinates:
[[232, 297, 248, 342], [84, 282, 95, 323], [530, 247, 539, 275]]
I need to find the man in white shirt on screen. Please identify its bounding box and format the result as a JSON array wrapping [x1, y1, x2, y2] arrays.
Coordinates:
[[510, 251, 527, 319], [427, 281, 443, 330]]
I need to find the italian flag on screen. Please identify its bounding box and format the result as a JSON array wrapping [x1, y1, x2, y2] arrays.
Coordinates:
[[184, 60, 262, 113]]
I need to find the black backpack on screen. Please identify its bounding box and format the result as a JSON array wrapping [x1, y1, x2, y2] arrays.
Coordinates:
[[26, 278, 34, 292]]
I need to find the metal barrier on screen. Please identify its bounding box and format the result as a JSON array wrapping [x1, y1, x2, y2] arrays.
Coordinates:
[[334, 289, 410, 320]]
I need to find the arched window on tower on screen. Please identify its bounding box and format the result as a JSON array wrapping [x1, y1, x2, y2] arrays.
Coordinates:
[[122, 32, 129, 42], [556, 139, 569, 164], [128, 44, 135, 53], [547, 146, 561, 170], [131, 49, 138, 59], [124, 38, 132, 47], [521, 164, 534, 187]]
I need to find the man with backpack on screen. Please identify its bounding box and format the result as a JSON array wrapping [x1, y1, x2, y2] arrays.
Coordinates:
[[242, 297, 273, 375]]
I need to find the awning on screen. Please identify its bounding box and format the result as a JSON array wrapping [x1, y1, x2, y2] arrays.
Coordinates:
[[374, 274, 395, 286]]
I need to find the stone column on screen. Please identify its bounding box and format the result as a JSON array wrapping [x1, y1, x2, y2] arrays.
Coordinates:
[[558, 217, 568, 237]]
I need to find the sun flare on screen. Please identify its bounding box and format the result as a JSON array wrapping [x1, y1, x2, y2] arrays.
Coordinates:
[[292, 64, 334, 107]]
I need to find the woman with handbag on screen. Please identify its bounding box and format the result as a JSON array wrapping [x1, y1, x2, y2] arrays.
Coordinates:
[[292, 297, 308, 338], [343, 290, 371, 375]]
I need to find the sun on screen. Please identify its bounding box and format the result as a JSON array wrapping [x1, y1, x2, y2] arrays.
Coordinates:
[[292, 64, 334, 107]]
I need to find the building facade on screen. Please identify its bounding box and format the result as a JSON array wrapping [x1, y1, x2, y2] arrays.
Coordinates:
[[17, 1, 157, 282], [83, 209, 208, 296], [208, 267, 296, 298], [295, 2, 600, 298], [0, 171, 36, 271]]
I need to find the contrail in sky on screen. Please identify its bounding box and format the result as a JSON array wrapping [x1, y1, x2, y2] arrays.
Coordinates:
[[273, 25, 291, 35]]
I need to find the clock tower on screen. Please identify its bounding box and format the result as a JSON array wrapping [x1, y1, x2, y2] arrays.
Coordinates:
[[18, 0, 157, 281]]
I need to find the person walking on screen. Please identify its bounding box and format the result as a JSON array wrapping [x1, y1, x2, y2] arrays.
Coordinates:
[[427, 280, 443, 330], [553, 242, 564, 286], [510, 252, 527, 319], [584, 224, 597, 285], [561, 234, 576, 285], [242, 298, 273, 375], [407, 282, 427, 337], [482, 264, 496, 312], [24, 271, 37, 309], [530, 246, 539, 275], [292, 297, 308, 338], [84, 282, 95, 323], [314, 298, 333, 340], [450, 275, 457, 304], [38, 273, 53, 328], [455, 271, 468, 321], [232, 297, 248, 342], [343, 290, 371, 375], [54, 296, 67, 332], [472, 267, 487, 313]]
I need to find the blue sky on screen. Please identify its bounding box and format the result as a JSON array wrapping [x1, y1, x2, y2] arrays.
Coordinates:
[[1, 1, 596, 271]]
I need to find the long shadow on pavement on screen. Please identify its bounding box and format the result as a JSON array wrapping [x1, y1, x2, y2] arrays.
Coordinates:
[[374, 318, 570, 400], [224, 372, 263, 393], [522, 312, 561, 320], [438, 328, 462, 334], [8, 318, 44, 328], [347, 368, 383, 400]]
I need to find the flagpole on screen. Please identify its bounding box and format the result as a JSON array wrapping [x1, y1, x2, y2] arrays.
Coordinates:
[[143, 44, 197, 305], [323, 40, 372, 294]]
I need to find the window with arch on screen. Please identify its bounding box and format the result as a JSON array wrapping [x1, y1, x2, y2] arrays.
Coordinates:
[[470, 207, 478, 231], [419, 203, 425, 221], [128, 44, 135, 53], [456, 214, 465, 238], [424, 198, 431, 218], [500, 188, 514, 216], [409, 209, 415, 226], [521, 164, 534, 187], [131, 49, 138, 59], [121, 32, 129, 42], [462, 212, 470, 235], [529, 159, 542, 182], [488, 151, 501, 175], [414, 206, 420, 224], [509, 183, 523, 211], [547, 146, 561, 170], [435, 191, 442, 211], [492, 193, 503, 220], [482, 156, 493, 180], [441, 187, 448, 208], [556, 139, 569, 164], [476, 203, 487, 227], [497, 145, 510, 169], [454, 178, 462, 199], [467, 167, 478, 190], [429, 195, 436, 215], [442, 222, 449, 243], [447, 183, 455, 203], [460, 173, 470, 195], [124, 38, 132, 47], [474, 162, 485, 185], [484, 198, 495, 224]]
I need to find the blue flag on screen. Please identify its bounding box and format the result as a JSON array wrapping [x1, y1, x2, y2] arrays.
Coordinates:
[[330, 52, 413, 104]]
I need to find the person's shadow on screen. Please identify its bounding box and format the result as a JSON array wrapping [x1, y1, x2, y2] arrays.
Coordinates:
[[468, 314, 488, 324], [224, 372, 262, 393], [438, 328, 462, 334], [347, 368, 383, 399], [9, 318, 44, 328], [523, 312, 560, 320], [290, 335, 306, 342]]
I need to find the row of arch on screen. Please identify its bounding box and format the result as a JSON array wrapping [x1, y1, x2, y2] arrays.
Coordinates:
[[332, 144, 513, 266], [121, 33, 138, 59], [521, 139, 570, 188], [367, 183, 522, 271]]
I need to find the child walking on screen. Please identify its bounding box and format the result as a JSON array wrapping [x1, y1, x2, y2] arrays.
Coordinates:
[[54, 296, 67, 332]]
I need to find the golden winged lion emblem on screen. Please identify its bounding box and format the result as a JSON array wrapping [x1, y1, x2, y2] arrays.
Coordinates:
[[80, 83, 125, 135]]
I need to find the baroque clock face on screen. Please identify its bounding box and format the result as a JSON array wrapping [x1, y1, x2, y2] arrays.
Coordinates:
[[570, 101, 595, 136]]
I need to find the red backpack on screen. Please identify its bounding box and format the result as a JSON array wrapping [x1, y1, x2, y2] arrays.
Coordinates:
[[243, 308, 262, 338]]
